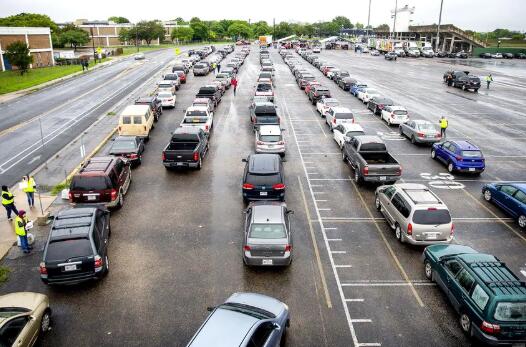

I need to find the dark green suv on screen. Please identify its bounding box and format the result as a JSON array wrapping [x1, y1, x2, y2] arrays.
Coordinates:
[[423, 245, 526, 346]]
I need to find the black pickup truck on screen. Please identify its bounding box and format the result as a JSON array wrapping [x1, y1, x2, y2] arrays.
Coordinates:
[[196, 85, 222, 108], [162, 127, 209, 170], [250, 102, 280, 131], [342, 135, 402, 184]]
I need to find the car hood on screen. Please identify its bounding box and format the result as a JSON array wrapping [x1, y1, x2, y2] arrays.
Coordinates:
[[226, 292, 285, 317], [0, 292, 47, 312]]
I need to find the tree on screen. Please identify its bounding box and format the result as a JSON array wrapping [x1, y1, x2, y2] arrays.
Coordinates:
[[274, 22, 293, 39], [332, 16, 352, 29], [59, 24, 89, 51], [375, 24, 390, 32], [136, 20, 165, 45], [355, 22, 364, 29], [210, 22, 225, 39], [190, 19, 209, 41], [171, 26, 194, 42], [118, 28, 135, 44], [303, 24, 315, 38], [227, 23, 252, 39], [5, 41, 33, 75], [252, 21, 271, 37], [108, 16, 130, 23], [512, 33, 525, 40], [0, 13, 58, 32]]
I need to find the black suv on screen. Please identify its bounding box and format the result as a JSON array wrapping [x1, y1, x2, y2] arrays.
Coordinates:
[[242, 154, 285, 203], [453, 74, 481, 92], [308, 85, 331, 105], [135, 96, 162, 121], [40, 206, 110, 285]]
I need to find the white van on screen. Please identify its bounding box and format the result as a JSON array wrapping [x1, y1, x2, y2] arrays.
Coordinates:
[[118, 105, 154, 140]]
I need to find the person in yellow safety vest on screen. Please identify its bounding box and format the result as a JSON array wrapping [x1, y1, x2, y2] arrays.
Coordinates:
[[485, 74, 493, 89], [21, 175, 36, 208], [440, 116, 448, 138], [14, 210, 31, 253], [2, 185, 19, 221]]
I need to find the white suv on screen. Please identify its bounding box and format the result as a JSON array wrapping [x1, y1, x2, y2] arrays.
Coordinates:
[[255, 125, 285, 157], [325, 107, 354, 131]]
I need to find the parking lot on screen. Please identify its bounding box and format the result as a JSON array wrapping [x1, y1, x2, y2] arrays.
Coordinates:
[[1, 46, 526, 346]]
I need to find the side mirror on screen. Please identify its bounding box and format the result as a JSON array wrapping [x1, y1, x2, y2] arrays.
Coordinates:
[[273, 323, 281, 330], [206, 306, 215, 312], [242, 158, 248, 162], [286, 210, 294, 215]]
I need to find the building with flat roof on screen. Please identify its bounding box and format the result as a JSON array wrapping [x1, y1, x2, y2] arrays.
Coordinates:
[[0, 26, 54, 71]]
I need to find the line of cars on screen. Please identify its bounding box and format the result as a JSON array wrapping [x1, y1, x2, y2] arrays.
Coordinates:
[[283, 48, 526, 346]]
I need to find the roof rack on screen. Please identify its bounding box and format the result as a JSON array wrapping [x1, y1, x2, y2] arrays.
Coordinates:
[[470, 261, 526, 295], [402, 188, 441, 205]]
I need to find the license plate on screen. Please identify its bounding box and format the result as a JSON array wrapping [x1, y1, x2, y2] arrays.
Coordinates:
[[262, 259, 273, 265], [87, 195, 96, 201], [64, 264, 77, 271], [469, 168, 475, 172], [268, 145, 274, 148], [192, 119, 200, 123], [260, 192, 268, 196], [379, 176, 386, 181], [176, 163, 184, 166], [426, 233, 438, 240]]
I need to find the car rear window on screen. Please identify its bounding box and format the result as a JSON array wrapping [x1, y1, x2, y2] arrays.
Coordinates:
[[186, 110, 208, 117], [158, 93, 172, 98], [256, 115, 278, 123], [412, 209, 452, 225], [257, 84, 272, 92], [111, 139, 136, 151], [260, 135, 281, 142], [246, 173, 280, 186], [494, 302, 526, 322], [71, 176, 111, 191], [250, 223, 286, 239], [122, 116, 132, 125], [393, 110, 408, 116], [461, 150, 482, 158], [46, 238, 92, 262], [336, 113, 354, 119], [183, 117, 207, 124]]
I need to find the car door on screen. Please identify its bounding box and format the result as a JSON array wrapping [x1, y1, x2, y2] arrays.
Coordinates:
[[114, 160, 127, 194], [0, 315, 33, 347], [436, 141, 451, 163], [96, 210, 108, 257], [495, 185, 519, 216], [247, 321, 280, 347], [326, 109, 334, 125], [333, 125, 344, 145], [380, 187, 398, 225], [435, 258, 462, 295], [449, 268, 476, 313]]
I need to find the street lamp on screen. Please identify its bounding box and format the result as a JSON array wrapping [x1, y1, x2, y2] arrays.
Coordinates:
[[90, 27, 96, 64], [435, 0, 444, 52], [135, 24, 139, 52]]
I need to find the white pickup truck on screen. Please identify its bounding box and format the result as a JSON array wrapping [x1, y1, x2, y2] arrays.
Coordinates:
[[180, 106, 214, 136]]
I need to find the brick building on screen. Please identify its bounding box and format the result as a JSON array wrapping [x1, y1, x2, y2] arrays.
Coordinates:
[[0, 27, 54, 71], [74, 20, 136, 47]]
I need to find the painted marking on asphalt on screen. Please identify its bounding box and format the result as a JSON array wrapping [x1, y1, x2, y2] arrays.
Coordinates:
[[345, 299, 364, 302], [307, 172, 320, 175], [315, 199, 328, 202], [327, 238, 342, 241], [312, 191, 326, 194], [342, 282, 436, 287], [351, 319, 372, 323], [309, 178, 352, 181], [27, 155, 41, 165], [335, 265, 353, 268], [331, 251, 347, 254], [318, 208, 332, 211], [311, 184, 323, 187], [358, 343, 382, 347], [325, 227, 338, 230], [301, 152, 341, 155]]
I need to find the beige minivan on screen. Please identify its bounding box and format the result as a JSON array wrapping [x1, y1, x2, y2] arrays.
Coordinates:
[[118, 105, 154, 140]]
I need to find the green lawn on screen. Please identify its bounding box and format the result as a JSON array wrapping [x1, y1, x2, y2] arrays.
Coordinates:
[[0, 58, 109, 95], [486, 39, 526, 48]]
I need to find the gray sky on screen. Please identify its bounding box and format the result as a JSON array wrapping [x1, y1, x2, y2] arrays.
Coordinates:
[[2, 0, 525, 32]]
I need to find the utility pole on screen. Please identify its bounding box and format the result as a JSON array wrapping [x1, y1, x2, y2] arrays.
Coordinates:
[[90, 27, 96, 63], [367, 0, 372, 30], [392, 0, 398, 37], [135, 24, 139, 52], [435, 0, 444, 52], [273, 18, 275, 38]]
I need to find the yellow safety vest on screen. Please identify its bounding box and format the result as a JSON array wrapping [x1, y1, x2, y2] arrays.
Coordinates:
[[1, 191, 14, 205], [14, 216, 28, 236], [23, 178, 36, 193], [440, 119, 448, 129]]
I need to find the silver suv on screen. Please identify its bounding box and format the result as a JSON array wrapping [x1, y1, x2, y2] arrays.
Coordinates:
[[374, 183, 454, 245], [255, 125, 285, 157], [243, 202, 293, 266]]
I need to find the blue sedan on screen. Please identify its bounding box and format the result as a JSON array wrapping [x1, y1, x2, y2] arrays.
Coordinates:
[[431, 140, 485, 174], [350, 83, 367, 96], [482, 183, 526, 228]]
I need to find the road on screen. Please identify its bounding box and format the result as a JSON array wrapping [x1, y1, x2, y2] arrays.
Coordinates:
[[1, 47, 526, 347], [0, 49, 175, 187]]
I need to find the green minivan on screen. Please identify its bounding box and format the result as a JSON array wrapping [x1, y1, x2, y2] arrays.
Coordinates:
[[423, 244, 526, 346]]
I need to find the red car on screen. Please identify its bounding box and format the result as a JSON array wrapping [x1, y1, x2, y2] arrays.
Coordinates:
[[174, 70, 186, 84], [305, 81, 320, 95]]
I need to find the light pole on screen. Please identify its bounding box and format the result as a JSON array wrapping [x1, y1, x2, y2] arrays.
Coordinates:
[[392, 0, 398, 37], [435, 0, 444, 52], [90, 27, 96, 63], [135, 24, 139, 52], [367, 0, 372, 30]]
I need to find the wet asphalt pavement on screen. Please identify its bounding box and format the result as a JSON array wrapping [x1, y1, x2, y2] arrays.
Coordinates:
[[1, 47, 526, 347]]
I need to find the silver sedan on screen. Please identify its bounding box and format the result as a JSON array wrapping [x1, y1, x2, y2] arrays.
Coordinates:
[[399, 119, 442, 144]]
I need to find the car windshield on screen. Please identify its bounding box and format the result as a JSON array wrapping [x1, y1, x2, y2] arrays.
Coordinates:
[[111, 139, 136, 151], [347, 131, 365, 137], [71, 176, 110, 190], [260, 73, 271, 78], [326, 101, 339, 107], [336, 113, 354, 119], [158, 84, 172, 89], [164, 75, 177, 80], [412, 209, 452, 225], [260, 135, 281, 142], [250, 223, 286, 239], [461, 150, 482, 158], [194, 64, 205, 68], [417, 123, 437, 131], [257, 84, 272, 92], [366, 89, 378, 94], [183, 117, 207, 124], [494, 302, 526, 322], [216, 74, 228, 78], [46, 238, 93, 262], [186, 110, 207, 117]]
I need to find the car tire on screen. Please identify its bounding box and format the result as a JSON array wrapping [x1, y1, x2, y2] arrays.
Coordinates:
[[518, 215, 526, 229], [431, 150, 436, 159], [196, 157, 202, 170], [474, 89, 478, 93], [483, 189, 492, 202], [459, 312, 472, 335], [424, 260, 433, 281], [280, 327, 288, 347], [462, 84, 466, 91], [375, 196, 381, 211], [411, 136, 416, 144], [395, 224, 403, 243], [354, 170, 362, 184], [447, 162, 454, 173], [117, 191, 124, 208], [40, 310, 51, 333], [105, 255, 110, 275], [342, 151, 347, 162]]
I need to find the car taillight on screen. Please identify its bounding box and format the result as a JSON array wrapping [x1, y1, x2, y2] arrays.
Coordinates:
[[110, 189, 117, 201], [257, 141, 264, 145], [390, 113, 395, 118], [333, 118, 336, 124], [118, 126, 121, 131], [481, 321, 500, 335], [242, 183, 254, 190], [435, 133, 441, 138], [273, 183, 286, 190], [68, 191, 73, 202], [193, 152, 199, 161], [417, 132, 425, 138], [450, 223, 455, 236], [455, 155, 463, 161], [379, 105, 384, 109], [143, 126, 147, 131], [205, 124, 209, 131], [39, 262, 47, 275], [94, 255, 104, 272], [278, 141, 284, 145], [396, 167, 402, 176], [162, 151, 166, 161], [243, 245, 251, 251], [362, 166, 369, 175], [407, 223, 413, 235], [128, 153, 138, 159], [285, 244, 292, 252]]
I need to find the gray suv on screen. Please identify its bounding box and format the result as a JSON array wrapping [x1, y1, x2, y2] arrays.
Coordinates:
[[243, 202, 293, 266], [186, 292, 290, 347], [375, 183, 454, 245]]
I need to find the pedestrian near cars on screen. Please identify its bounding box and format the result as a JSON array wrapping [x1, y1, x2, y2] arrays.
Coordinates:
[[212, 62, 216, 73], [14, 210, 31, 254], [440, 116, 448, 138], [485, 74, 493, 89], [217, 63, 221, 73], [232, 77, 238, 96], [21, 175, 36, 208], [2, 185, 18, 221], [446, 73, 453, 86]]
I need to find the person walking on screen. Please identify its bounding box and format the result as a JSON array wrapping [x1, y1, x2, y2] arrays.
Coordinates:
[[439, 116, 448, 138], [217, 63, 221, 73], [212, 62, 216, 74], [446, 73, 453, 86], [231, 77, 238, 96], [2, 185, 18, 221], [14, 210, 31, 254], [21, 175, 36, 208], [81, 60, 86, 71], [485, 74, 493, 89]]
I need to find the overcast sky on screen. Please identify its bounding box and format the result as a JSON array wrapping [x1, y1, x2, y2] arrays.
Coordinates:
[[2, 0, 525, 32]]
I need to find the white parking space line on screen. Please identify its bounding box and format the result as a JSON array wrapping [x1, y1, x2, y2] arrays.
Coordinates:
[[310, 184, 323, 187], [345, 299, 365, 302], [351, 319, 373, 323], [358, 343, 382, 347], [327, 238, 342, 242], [331, 251, 347, 254], [318, 208, 332, 211], [342, 281, 436, 287], [325, 227, 338, 230], [335, 265, 353, 268], [315, 199, 328, 202], [302, 152, 341, 155], [309, 178, 353, 181], [312, 191, 326, 194]]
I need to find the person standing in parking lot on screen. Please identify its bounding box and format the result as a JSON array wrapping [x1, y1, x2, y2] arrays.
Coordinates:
[[217, 63, 221, 73], [14, 210, 31, 254], [21, 175, 36, 208], [2, 185, 18, 221], [440, 116, 448, 138], [485, 74, 493, 89], [232, 77, 238, 96]]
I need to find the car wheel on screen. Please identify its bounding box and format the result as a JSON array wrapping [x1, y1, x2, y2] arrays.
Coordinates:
[[40, 310, 51, 333], [462, 84, 466, 91], [196, 157, 202, 170], [474, 89, 479, 93], [483, 189, 492, 201], [117, 191, 124, 208], [354, 169, 362, 184], [399, 127, 404, 135], [280, 327, 288, 347], [375, 196, 381, 211], [342, 151, 347, 162], [395, 224, 403, 243], [447, 162, 454, 173], [424, 260, 433, 281], [431, 150, 436, 159], [518, 215, 526, 229], [105, 255, 110, 274], [459, 312, 472, 335], [411, 136, 416, 144]]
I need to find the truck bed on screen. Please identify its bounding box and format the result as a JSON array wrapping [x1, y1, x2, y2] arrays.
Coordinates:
[[361, 152, 398, 165]]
